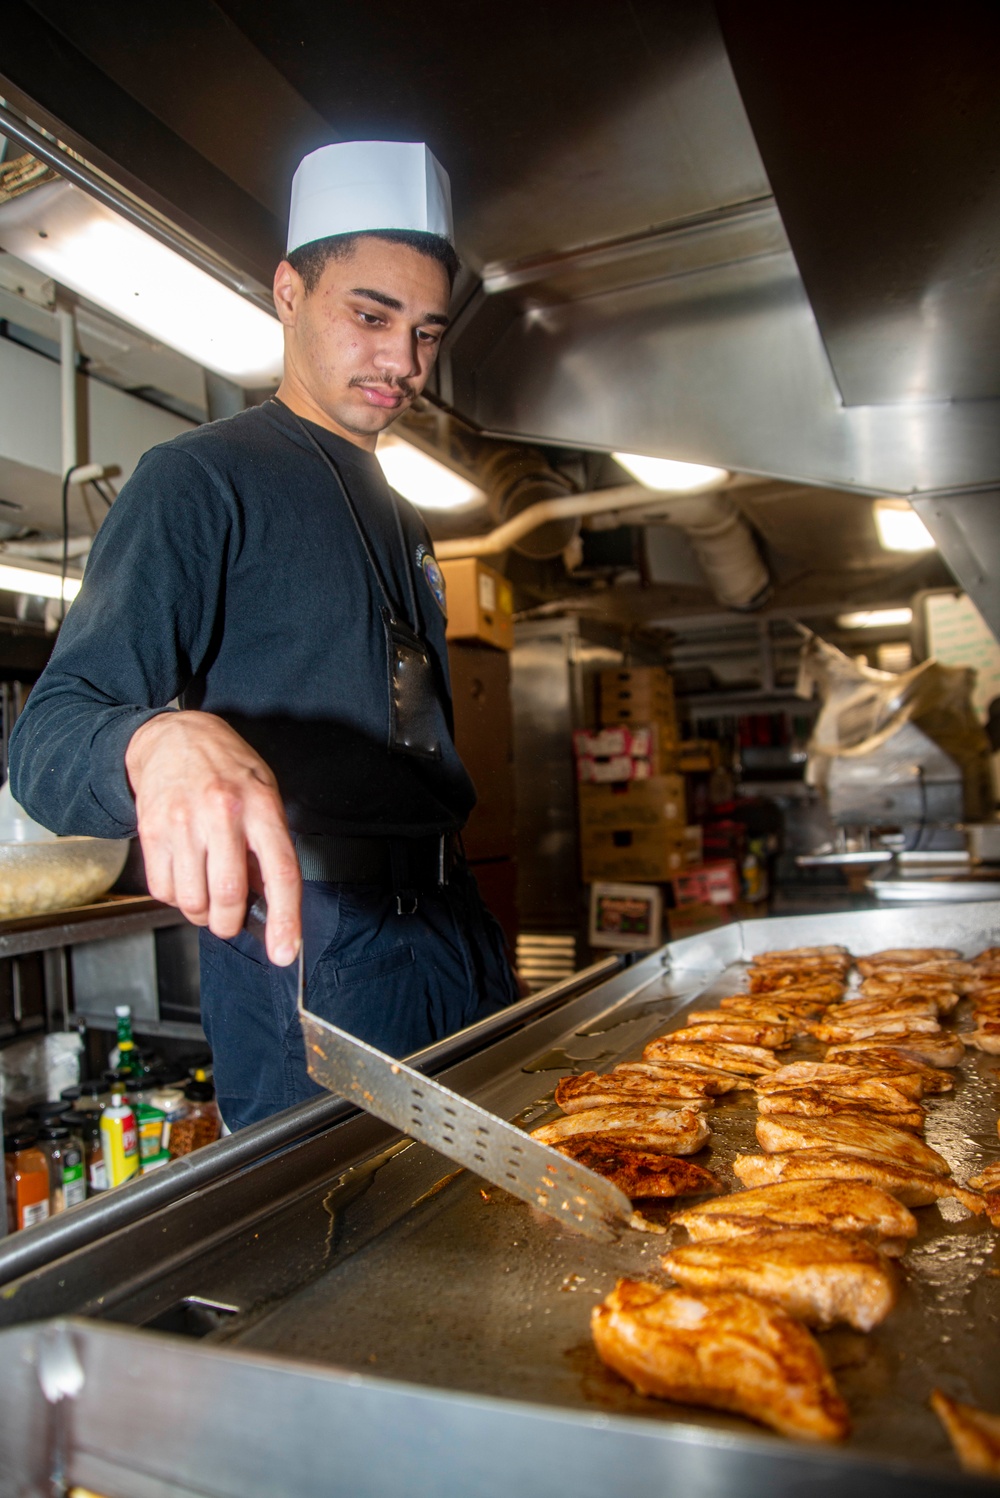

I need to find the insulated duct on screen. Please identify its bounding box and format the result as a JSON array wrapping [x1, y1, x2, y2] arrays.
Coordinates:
[[436, 484, 770, 610]]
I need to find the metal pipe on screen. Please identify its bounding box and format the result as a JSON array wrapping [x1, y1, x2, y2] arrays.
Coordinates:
[[56, 305, 77, 478], [435, 484, 681, 559], [0, 954, 623, 1287], [437, 483, 770, 609]]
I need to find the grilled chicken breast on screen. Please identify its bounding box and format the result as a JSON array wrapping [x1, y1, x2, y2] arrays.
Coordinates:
[[748, 970, 846, 994], [754, 1113, 952, 1175], [554, 1072, 716, 1111], [838, 995, 941, 1019], [661, 1227, 897, 1331], [825, 1034, 965, 1068], [931, 1389, 1000, 1475], [812, 1015, 942, 1042], [672, 1180, 916, 1253], [642, 1039, 780, 1075], [967, 1162, 1000, 1226], [754, 1088, 925, 1132], [858, 948, 960, 967], [719, 994, 829, 1019], [680, 1020, 792, 1048], [750, 945, 851, 964], [531, 1105, 710, 1155], [591, 1279, 850, 1443], [819, 1049, 953, 1092], [755, 1061, 930, 1100], [857, 979, 960, 1012], [686, 1006, 813, 1032], [552, 1137, 723, 1200], [732, 1150, 983, 1211], [614, 1061, 750, 1093], [960, 1025, 1000, 1055]]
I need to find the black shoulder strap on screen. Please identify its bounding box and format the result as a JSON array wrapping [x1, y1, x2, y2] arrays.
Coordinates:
[[272, 397, 400, 618]]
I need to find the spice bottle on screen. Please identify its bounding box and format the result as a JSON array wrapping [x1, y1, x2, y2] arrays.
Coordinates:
[[149, 1086, 188, 1153], [4, 1122, 51, 1230], [37, 1122, 86, 1213], [187, 1070, 221, 1148], [81, 1112, 107, 1194], [111, 1005, 144, 1083], [100, 1090, 140, 1187]]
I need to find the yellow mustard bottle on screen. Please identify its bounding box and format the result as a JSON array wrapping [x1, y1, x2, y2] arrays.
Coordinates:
[[100, 1090, 140, 1187]]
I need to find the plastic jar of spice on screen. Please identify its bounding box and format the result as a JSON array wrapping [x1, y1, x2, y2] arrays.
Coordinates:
[[169, 1071, 221, 1156], [37, 1122, 86, 1213], [148, 1086, 188, 1153], [4, 1122, 51, 1230]]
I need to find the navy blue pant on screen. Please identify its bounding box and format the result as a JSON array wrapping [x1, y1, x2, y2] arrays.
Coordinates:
[[199, 864, 518, 1131]]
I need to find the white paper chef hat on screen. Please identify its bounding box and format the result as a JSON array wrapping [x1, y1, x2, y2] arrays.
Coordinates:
[[287, 141, 454, 253]]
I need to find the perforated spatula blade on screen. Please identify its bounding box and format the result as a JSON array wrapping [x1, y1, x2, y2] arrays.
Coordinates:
[[295, 952, 633, 1241]]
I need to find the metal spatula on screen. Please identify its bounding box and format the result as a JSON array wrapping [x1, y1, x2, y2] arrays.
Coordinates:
[[295, 951, 633, 1241]]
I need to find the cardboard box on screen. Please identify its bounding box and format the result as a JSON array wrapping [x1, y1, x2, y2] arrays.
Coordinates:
[[670, 859, 741, 908], [599, 667, 676, 727], [676, 739, 721, 772], [577, 755, 653, 783], [573, 722, 679, 777], [589, 881, 664, 951], [440, 558, 513, 650], [578, 775, 686, 831], [581, 825, 690, 883]]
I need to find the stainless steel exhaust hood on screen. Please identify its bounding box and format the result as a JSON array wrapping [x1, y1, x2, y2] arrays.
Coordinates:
[[2, 0, 999, 632]]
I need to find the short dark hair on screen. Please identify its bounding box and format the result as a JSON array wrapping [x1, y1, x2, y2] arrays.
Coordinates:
[[287, 230, 459, 293]]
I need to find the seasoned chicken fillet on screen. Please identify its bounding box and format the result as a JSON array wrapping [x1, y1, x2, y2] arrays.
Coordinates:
[[686, 1007, 813, 1033], [837, 994, 941, 1019], [960, 1026, 1000, 1055], [811, 1015, 941, 1042], [859, 948, 960, 967], [748, 970, 846, 994], [931, 1389, 1000, 1475], [755, 1061, 930, 1100], [755, 1113, 952, 1175], [857, 979, 960, 1012], [732, 1151, 984, 1211], [718, 995, 828, 1021], [613, 1061, 748, 1093], [642, 1038, 780, 1075], [531, 1105, 710, 1155], [661, 1227, 896, 1331], [591, 1279, 849, 1443], [967, 1162, 1000, 1226], [672, 1179, 917, 1253], [754, 1087, 925, 1132], [819, 1049, 953, 1092], [554, 1072, 717, 1111], [824, 1034, 964, 1068], [551, 1137, 722, 1200], [681, 1020, 792, 1048], [750, 945, 851, 963]]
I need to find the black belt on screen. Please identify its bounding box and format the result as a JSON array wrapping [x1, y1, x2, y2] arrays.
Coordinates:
[[296, 831, 457, 897]]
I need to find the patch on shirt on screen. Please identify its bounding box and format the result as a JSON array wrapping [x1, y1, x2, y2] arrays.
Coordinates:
[[416, 545, 447, 615]]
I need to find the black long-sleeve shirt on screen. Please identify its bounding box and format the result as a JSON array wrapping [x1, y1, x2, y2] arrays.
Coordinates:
[[9, 399, 475, 839]]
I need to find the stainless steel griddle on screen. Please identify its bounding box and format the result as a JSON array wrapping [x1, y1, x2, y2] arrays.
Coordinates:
[[1, 902, 998, 1498]]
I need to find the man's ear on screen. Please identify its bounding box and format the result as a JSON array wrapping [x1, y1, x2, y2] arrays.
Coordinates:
[[273, 259, 303, 326]]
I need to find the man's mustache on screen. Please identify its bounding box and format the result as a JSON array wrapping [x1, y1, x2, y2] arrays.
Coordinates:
[[349, 375, 415, 399]]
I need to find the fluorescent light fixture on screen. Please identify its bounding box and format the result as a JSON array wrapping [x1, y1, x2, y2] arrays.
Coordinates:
[[0, 561, 81, 602], [0, 180, 283, 387], [613, 452, 729, 491], [836, 607, 913, 629], [873, 499, 935, 552], [376, 435, 485, 510]]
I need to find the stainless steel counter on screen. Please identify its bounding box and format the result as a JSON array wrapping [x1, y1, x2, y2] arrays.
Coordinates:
[[1, 903, 999, 1497]]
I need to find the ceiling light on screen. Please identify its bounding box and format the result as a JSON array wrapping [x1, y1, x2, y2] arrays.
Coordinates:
[[0, 179, 283, 387], [613, 452, 729, 491], [0, 560, 81, 602], [376, 435, 485, 510], [836, 607, 913, 629], [872, 499, 935, 552]]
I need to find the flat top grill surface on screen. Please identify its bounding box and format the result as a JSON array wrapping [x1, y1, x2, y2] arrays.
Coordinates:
[[231, 936, 1000, 1473]]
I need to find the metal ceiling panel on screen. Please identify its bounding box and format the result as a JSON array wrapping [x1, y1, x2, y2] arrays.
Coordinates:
[[717, 2, 1000, 406]]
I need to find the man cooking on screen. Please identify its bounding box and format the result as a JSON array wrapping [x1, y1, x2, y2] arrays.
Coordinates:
[[9, 141, 518, 1130]]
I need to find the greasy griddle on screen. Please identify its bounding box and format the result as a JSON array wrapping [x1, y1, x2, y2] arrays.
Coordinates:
[[231, 938, 1000, 1473]]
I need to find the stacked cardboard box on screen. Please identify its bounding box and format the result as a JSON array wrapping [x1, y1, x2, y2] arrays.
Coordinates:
[[573, 724, 676, 783], [578, 775, 696, 882], [599, 666, 676, 727]]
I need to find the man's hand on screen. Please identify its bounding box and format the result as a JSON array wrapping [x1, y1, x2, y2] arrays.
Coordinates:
[[125, 711, 301, 965]]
